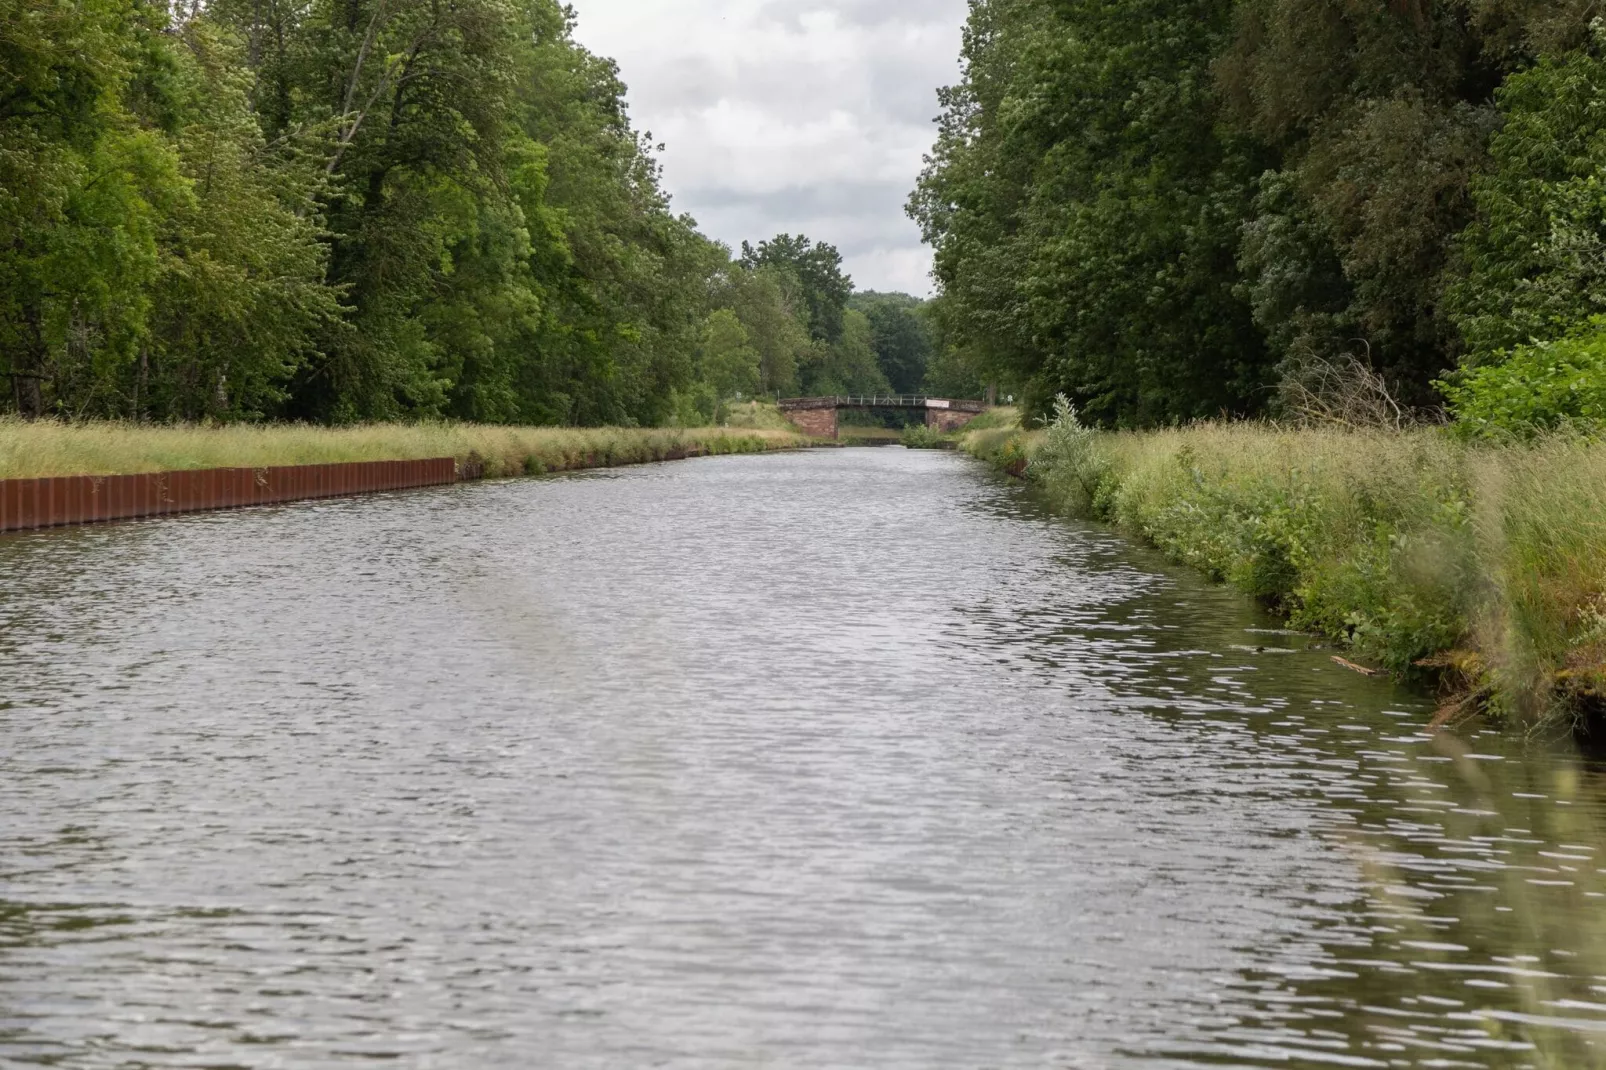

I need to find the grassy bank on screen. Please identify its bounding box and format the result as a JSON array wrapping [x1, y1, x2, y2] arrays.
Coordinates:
[[964, 410, 1606, 729], [0, 419, 807, 481]]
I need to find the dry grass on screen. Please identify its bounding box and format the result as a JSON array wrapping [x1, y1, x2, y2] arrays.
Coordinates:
[[0, 419, 806, 480]]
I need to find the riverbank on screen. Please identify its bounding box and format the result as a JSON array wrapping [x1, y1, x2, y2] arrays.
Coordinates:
[[0, 420, 807, 481], [964, 413, 1606, 729]]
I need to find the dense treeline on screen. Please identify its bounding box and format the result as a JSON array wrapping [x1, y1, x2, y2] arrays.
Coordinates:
[[912, 0, 1606, 430], [0, 0, 940, 424]]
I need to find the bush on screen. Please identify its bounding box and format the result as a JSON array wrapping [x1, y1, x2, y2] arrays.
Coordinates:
[[899, 423, 950, 449], [1029, 395, 1109, 514], [1441, 327, 1606, 439]]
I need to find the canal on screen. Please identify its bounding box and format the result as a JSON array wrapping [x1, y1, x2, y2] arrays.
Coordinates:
[[3, 448, 1604, 1067]]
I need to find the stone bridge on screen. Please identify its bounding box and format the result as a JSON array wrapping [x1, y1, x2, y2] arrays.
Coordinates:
[[777, 395, 989, 439]]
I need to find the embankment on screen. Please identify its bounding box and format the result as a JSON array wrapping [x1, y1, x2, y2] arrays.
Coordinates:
[[0, 422, 806, 533], [964, 417, 1606, 729], [0, 421, 805, 481]]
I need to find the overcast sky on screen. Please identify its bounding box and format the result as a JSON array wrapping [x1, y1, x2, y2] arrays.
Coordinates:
[[567, 0, 970, 297]]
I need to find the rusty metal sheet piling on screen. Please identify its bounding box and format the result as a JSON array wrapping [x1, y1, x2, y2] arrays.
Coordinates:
[[0, 457, 459, 534]]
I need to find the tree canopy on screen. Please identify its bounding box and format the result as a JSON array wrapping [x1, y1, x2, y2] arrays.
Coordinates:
[[913, 0, 1606, 428], [0, 0, 955, 424]]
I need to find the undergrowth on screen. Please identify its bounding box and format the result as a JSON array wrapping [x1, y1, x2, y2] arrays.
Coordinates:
[[899, 424, 951, 449], [963, 403, 1606, 729]]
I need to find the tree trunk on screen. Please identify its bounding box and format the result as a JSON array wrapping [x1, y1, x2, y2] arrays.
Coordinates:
[[12, 304, 47, 419]]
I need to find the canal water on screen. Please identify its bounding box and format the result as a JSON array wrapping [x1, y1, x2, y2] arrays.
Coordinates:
[[3, 449, 1605, 1068]]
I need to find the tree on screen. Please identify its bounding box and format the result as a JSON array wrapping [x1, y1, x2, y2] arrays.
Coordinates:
[[716, 264, 810, 396], [1217, 0, 1588, 401], [197, 0, 731, 426], [796, 308, 888, 396], [739, 234, 852, 344], [920, 295, 990, 399], [850, 292, 933, 393], [145, 22, 343, 420], [699, 309, 760, 399], [1446, 40, 1606, 366], [912, 0, 1273, 426], [0, 0, 336, 420], [912, 0, 1599, 424]]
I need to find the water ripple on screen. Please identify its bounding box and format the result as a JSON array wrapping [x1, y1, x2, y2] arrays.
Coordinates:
[[2, 449, 1604, 1067]]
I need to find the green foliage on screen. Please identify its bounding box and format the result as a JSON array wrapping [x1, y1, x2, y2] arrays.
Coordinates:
[[799, 307, 890, 396], [982, 423, 1479, 680], [921, 1, 1606, 723], [967, 416, 1606, 724], [1441, 326, 1606, 438], [716, 264, 809, 397], [1470, 437, 1606, 721], [699, 309, 760, 402], [727, 235, 900, 397], [1446, 41, 1606, 365], [850, 292, 935, 393], [0, 0, 871, 426], [899, 422, 949, 449], [916, 0, 1602, 427], [0, 416, 803, 477], [721, 400, 796, 432], [957, 406, 1017, 432], [912, 0, 1275, 426], [1028, 395, 1108, 514], [739, 235, 852, 344], [1215, 0, 1529, 402], [918, 295, 992, 398]]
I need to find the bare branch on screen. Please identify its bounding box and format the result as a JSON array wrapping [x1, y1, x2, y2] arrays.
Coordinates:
[[1276, 342, 1416, 431], [325, 0, 393, 175]]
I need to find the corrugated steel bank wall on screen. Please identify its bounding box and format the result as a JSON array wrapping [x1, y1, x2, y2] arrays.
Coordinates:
[[0, 458, 458, 534]]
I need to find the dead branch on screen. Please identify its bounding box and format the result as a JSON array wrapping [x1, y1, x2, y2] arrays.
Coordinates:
[[1277, 342, 1411, 431]]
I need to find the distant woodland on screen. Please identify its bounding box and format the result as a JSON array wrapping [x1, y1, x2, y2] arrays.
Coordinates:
[[0, 0, 945, 423]]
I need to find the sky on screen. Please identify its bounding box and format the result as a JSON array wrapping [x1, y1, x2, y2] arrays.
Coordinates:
[[566, 0, 970, 297]]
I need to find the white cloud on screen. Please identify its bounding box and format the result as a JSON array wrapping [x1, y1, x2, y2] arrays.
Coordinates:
[[566, 0, 968, 296]]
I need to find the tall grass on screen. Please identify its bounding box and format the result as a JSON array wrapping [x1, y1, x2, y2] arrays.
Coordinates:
[[0, 419, 805, 480], [719, 401, 799, 433], [1469, 439, 1606, 720], [964, 411, 1606, 727], [957, 406, 1020, 433]]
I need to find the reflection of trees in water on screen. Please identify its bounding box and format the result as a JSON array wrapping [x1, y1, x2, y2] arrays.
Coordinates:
[[0, 899, 43, 950], [1, 898, 138, 948], [0, 824, 142, 953]]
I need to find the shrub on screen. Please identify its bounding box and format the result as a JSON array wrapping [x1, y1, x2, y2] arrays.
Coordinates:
[[1029, 395, 1109, 514], [899, 423, 950, 449], [1441, 327, 1606, 439]]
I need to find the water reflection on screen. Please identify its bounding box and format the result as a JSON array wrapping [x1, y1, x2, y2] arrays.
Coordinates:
[[1, 448, 1604, 1067]]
